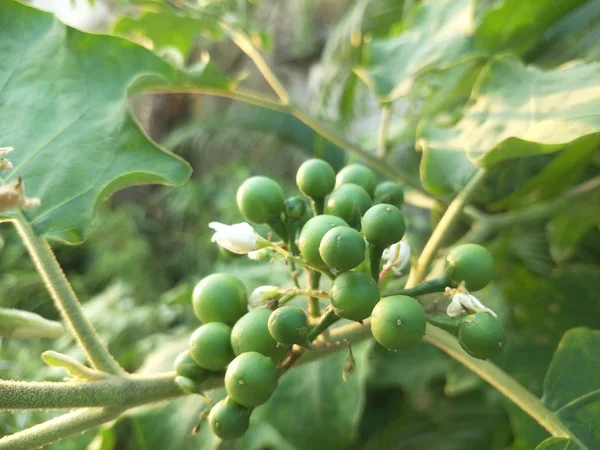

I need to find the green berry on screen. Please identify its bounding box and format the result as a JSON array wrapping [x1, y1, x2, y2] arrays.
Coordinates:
[[225, 352, 279, 407], [296, 159, 336, 199], [236, 176, 285, 224], [268, 305, 309, 346], [174, 350, 207, 382], [335, 164, 377, 197], [192, 273, 247, 325], [189, 323, 235, 371], [445, 244, 494, 291], [330, 271, 379, 321], [231, 309, 287, 362], [374, 181, 404, 207], [208, 397, 251, 440], [284, 196, 307, 221], [325, 184, 372, 227], [361, 204, 406, 248], [458, 312, 505, 360], [371, 296, 426, 350], [319, 226, 365, 272], [298, 215, 348, 268]]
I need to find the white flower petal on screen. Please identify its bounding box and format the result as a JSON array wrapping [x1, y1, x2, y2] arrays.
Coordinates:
[[208, 222, 261, 254], [249, 285, 280, 304], [446, 297, 464, 317]]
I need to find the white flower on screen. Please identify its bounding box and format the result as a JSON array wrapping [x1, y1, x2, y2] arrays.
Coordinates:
[[249, 285, 281, 305], [209, 222, 265, 254], [446, 291, 497, 318], [382, 240, 411, 275], [0, 177, 40, 213]]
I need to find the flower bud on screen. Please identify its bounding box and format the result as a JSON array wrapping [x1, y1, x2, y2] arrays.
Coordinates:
[[209, 222, 268, 254], [249, 285, 281, 305]]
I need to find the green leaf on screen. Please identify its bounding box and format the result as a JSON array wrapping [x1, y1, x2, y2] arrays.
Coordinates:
[[0, 0, 232, 242], [366, 342, 447, 394], [420, 56, 600, 172], [475, 0, 588, 55], [241, 342, 372, 450], [165, 104, 346, 170], [355, 0, 476, 101], [541, 328, 600, 449]]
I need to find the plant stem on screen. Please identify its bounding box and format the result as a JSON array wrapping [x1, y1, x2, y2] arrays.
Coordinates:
[[424, 325, 574, 441], [368, 244, 384, 281], [307, 271, 321, 318], [466, 174, 600, 244], [384, 276, 449, 297], [0, 407, 124, 450], [377, 103, 392, 159], [310, 197, 325, 216], [145, 86, 426, 194], [11, 214, 123, 375], [0, 372, 193, 410], [217, 20, 290, 104], [406, 169, 487, 286], [307, 308, 339, 341]]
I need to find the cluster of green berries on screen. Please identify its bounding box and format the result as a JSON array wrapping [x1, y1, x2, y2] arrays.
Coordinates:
[[174, 273, 311, 440], [178, 159, 505, 440]]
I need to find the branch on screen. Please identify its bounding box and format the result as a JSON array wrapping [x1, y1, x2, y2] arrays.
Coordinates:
[[0, 408, 123, 450], [406, 168, 487, 286], [0, 373, 189, 410], [11, 213, 124, 375], [464, 174, 600, 244]]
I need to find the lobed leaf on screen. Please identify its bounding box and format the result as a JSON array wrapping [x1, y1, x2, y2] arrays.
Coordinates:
[[0, 0, 234, 243]]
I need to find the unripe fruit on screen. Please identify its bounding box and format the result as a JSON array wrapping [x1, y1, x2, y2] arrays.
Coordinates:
[[299, 215, 348, 268], [335, 164, 377, 197], [192, 274, 248, 325], [208, 397, 251, 440], [268, 305, 309, 346], [319, 226, 365, 272], [374, 181, 404, 207], [296, 159, 336, 199], [231, 309, 287, 362], [445, 244, 494, 291], [189, 323, 235, 371], [371, 296, 426, 350], [330, 271, 379, 321], [361, 204, 406, 247], [458, 312, 505, 360], [284, 196, 307, 221], [174, 350, 207, 382], [325, 184, 372, 227], [236, 176, 285, 224], [225, 352, 279, 407]]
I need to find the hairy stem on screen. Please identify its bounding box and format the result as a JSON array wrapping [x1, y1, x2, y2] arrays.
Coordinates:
[[0, 408, 124, 450], [0, 372, 192, 410], [12, 214, 123, 375], [406, 169, 487, 286], [377, 104, 392, 159], [307, 271, 322, 318]]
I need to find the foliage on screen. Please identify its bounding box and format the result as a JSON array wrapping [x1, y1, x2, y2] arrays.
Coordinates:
[[0, 0, 600, 449]]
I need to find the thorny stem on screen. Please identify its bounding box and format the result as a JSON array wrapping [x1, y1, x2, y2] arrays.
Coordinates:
[[11, 213, 124, 375]]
